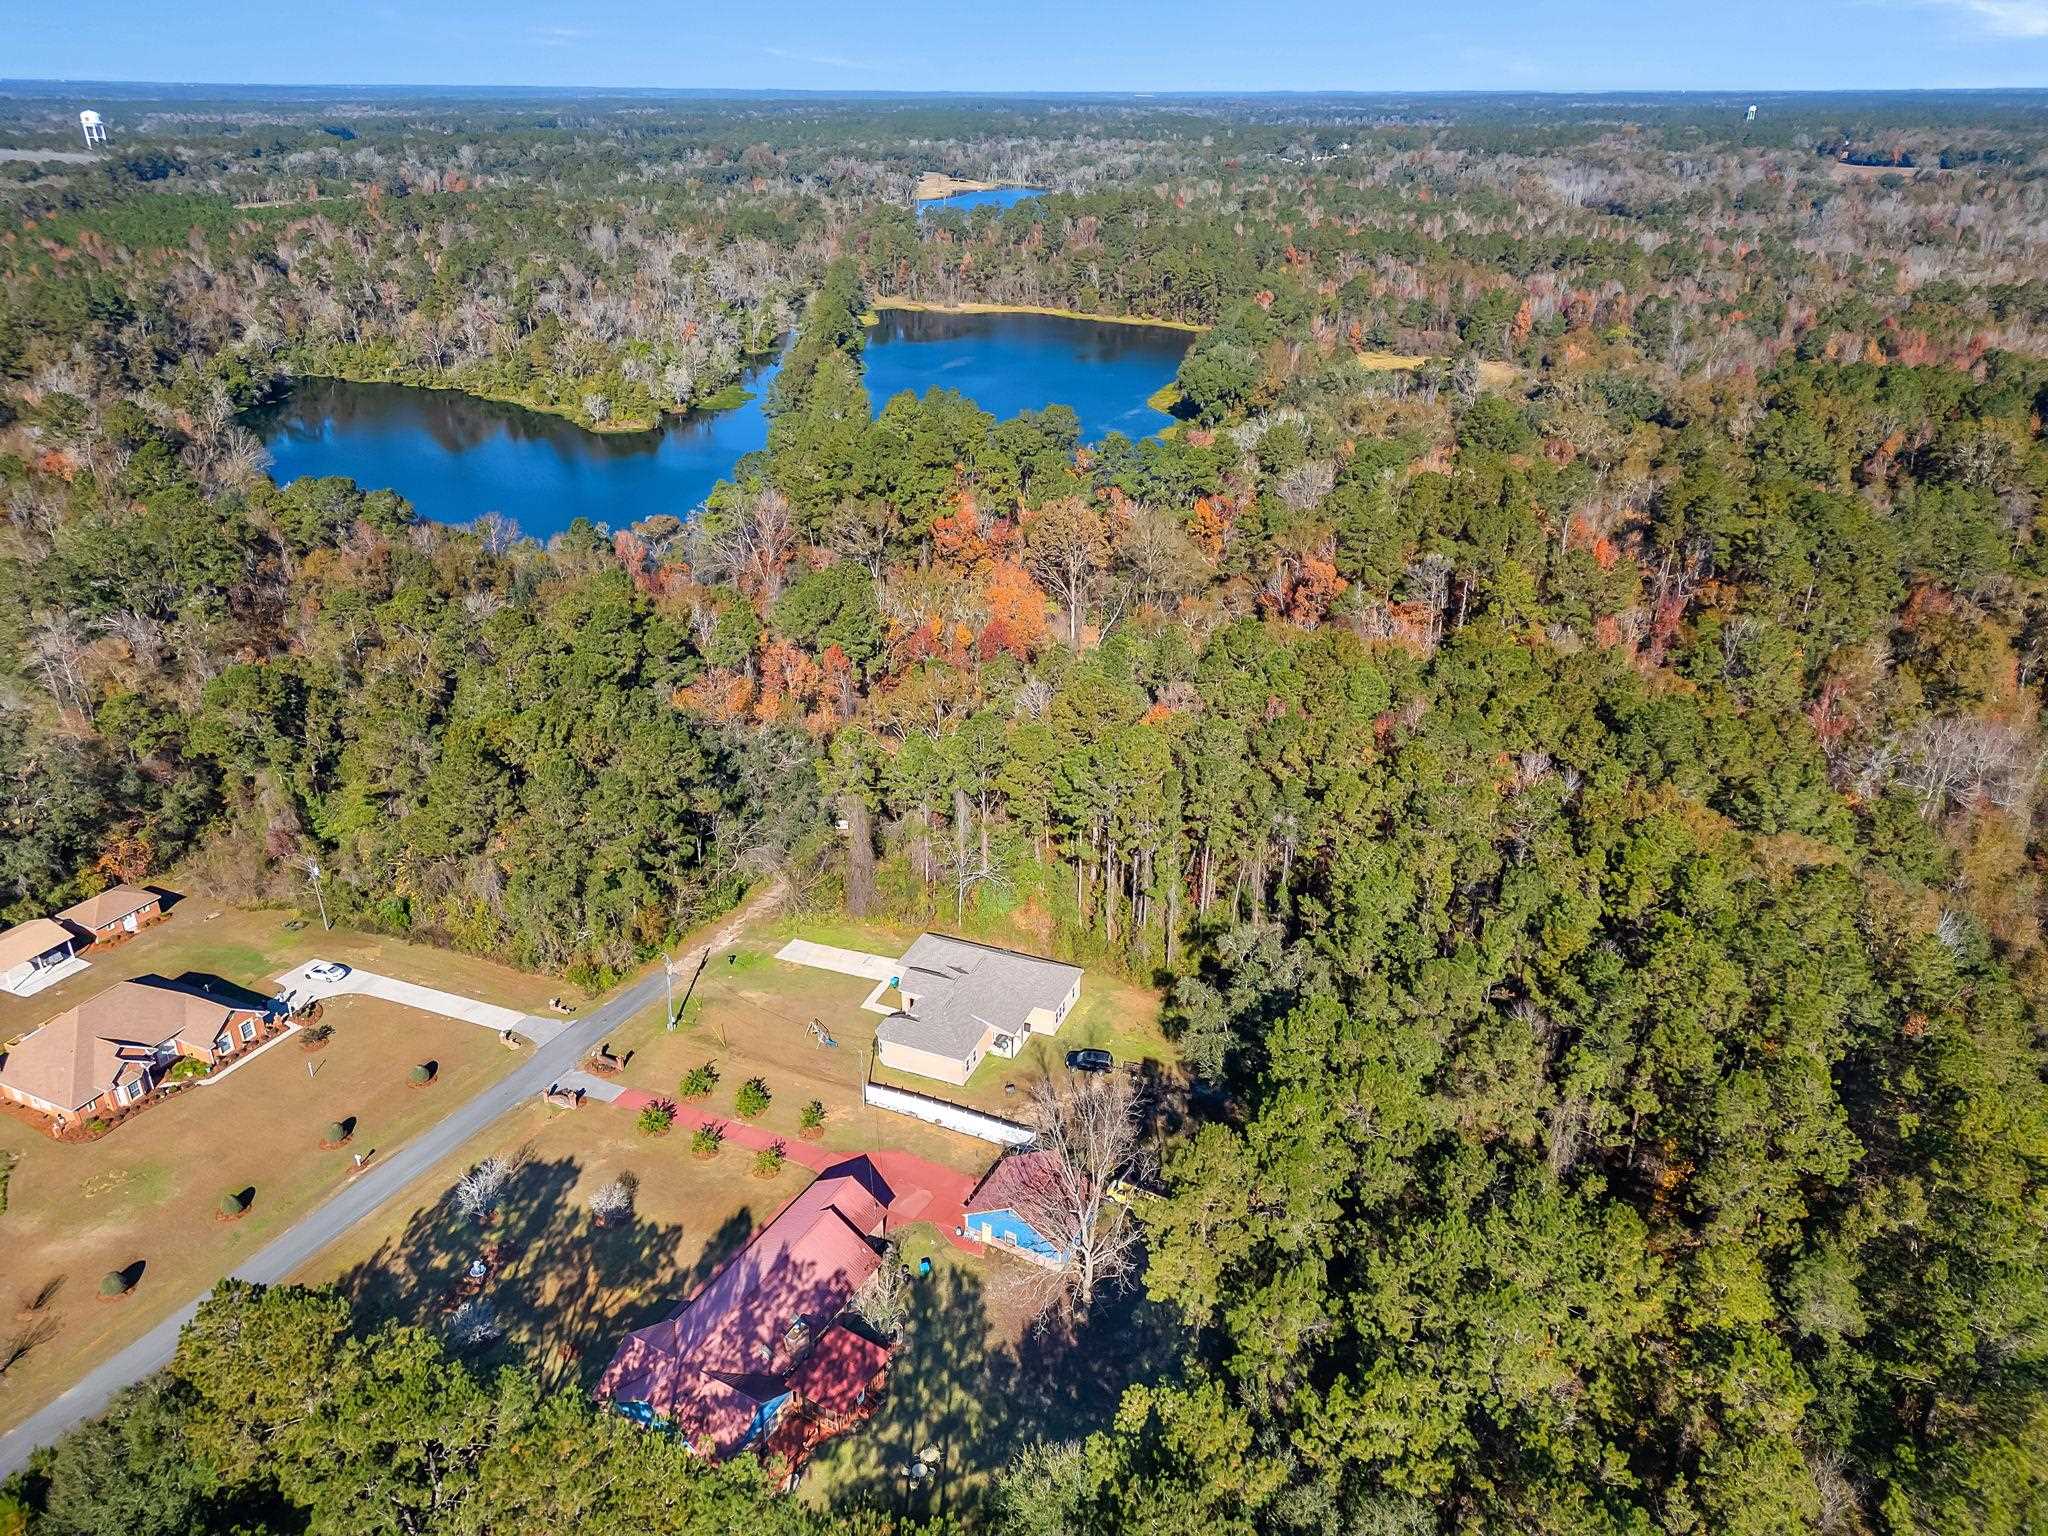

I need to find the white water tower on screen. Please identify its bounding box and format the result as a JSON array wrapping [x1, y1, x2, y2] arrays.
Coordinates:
[[79, 110, 107, 147]]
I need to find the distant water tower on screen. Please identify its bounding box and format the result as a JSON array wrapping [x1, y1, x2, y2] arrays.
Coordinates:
[[1745, 104, 1758, 123], [79, 110, 107, 147]]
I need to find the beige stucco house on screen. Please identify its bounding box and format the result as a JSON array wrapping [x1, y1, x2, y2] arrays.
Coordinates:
[[873, 934, 1081, 1087]]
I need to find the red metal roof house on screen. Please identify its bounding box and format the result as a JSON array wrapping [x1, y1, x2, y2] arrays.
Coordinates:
[[595, 1166, 896, 1460]]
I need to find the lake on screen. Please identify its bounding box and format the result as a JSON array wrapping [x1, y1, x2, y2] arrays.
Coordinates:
[[917, 186, 1042, 216], [252, 309, 1190, 540]]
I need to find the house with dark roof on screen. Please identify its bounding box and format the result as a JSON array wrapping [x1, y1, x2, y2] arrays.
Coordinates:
[[595, 1166, 895, 1459], [873, 934, 1082, 1087], [0, 976, 272, 1122]]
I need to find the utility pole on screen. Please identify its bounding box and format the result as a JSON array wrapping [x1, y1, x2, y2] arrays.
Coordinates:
[[304, 857, 331, 931], [664, 948, 678, 1030]]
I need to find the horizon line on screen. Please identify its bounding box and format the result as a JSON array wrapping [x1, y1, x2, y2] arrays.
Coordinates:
[[6, 78, 2048, 99]]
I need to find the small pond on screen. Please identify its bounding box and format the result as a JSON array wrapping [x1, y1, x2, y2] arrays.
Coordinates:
[[917, 185, 1043, 216]]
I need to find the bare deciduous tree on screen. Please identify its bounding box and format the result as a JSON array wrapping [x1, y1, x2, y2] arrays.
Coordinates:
[[588, 1172, 637, 1227], [453, 1155, 513, 1223], [1023, 496, 1110, 646], [851, 1243, 914, 1338], [995, 1073, 1147, 1324]]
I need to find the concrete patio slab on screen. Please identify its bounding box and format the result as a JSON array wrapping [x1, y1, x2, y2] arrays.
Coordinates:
[[774, 939, 898, 981], [4, 954, 91, 1000]]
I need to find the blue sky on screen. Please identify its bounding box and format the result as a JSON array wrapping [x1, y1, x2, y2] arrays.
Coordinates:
[[9, 0, 2048, 91]]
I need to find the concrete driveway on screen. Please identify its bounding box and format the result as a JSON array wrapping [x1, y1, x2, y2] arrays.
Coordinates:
[[0, 879, 783, 1479], [774, 938, 903, 1015], [274, 962, 565, 1045]]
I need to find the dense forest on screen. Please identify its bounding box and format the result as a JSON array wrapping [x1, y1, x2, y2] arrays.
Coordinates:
[[3, 85, 2046, 1534]]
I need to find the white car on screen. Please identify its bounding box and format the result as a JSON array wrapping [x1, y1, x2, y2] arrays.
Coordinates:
[[306, 960, 352, 983]]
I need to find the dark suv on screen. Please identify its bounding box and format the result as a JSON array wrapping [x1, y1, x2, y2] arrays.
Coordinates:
[[1065, 1048, 1115, 1073]]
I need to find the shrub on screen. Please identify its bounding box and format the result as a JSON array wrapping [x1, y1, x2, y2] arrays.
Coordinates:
[[734, 1078, 771, 1119], [637, 1102, 675, 1137], [408, 1063, 434, 1086], [754, 1143, 786, 1178], [98, 1270, 131, 1298], [322, 1121, 347, 1145], [167, 1057, 210, 1082], [799, 1099, 826, 1134], [218, 1190, 247, 1218], [690, 1123, 724, 1158], [679, 1062, 719, 1099], [83, 1118, 110, 1136]]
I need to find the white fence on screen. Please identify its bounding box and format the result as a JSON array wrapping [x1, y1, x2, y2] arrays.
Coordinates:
[[861, 1078, 1035, 1147]]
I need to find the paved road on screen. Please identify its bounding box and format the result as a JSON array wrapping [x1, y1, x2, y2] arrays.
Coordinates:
[[0, 879, 782, 1478], [0, 969, 666, 1477]]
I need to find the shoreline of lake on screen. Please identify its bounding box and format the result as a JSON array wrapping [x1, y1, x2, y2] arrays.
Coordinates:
[[250, 309, 1192, 540], [913, 171, 1018, 200], [867, 296, 1208, 334], [269, 357, 771, 437]]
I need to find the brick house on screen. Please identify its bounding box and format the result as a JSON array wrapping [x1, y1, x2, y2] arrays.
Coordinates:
[[56, 886, 164, 946], [0, 976, 272, 1123]]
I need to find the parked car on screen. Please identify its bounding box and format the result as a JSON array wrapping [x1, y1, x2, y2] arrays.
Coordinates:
[[1065, 1048, 1114, 1073], [306, 960, 351, 983]]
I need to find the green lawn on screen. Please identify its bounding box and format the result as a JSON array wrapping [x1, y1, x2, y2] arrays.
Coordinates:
[[793, 1229, 1181, 1519]]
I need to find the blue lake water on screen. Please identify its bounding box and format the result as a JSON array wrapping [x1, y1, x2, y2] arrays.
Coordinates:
[[252, 309, 1190, 541], [917, 186, 1043, 216]]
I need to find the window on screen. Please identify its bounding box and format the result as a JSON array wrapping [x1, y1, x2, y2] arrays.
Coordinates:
[[120, 1080, 141, 1105], [238, 1019, 256, 1044]]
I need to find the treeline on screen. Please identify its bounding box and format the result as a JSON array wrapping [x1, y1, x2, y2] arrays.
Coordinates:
[[4, 96, 2048, 1533], [0, 175, 814, 433], [0, 1280, 901, 1536], [695, 260, 2047, 1530], [0, 405, 793, 977]]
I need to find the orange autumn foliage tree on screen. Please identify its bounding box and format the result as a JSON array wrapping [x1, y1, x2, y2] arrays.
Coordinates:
[[978, 560, 1051, 659]]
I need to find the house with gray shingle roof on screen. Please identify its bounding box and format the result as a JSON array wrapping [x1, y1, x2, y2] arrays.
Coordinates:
[[873, 933, 1081, 1086]]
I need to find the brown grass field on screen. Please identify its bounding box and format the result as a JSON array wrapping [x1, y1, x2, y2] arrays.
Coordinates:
[[0, 995, 525, 1429], [297, 1094, 815, 1396], [912, 171, 1004, 201]]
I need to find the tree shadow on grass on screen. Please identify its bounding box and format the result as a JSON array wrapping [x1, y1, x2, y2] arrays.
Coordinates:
[[800, 1255, 1182, 1523], [329, 1152, 695, 1398]]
